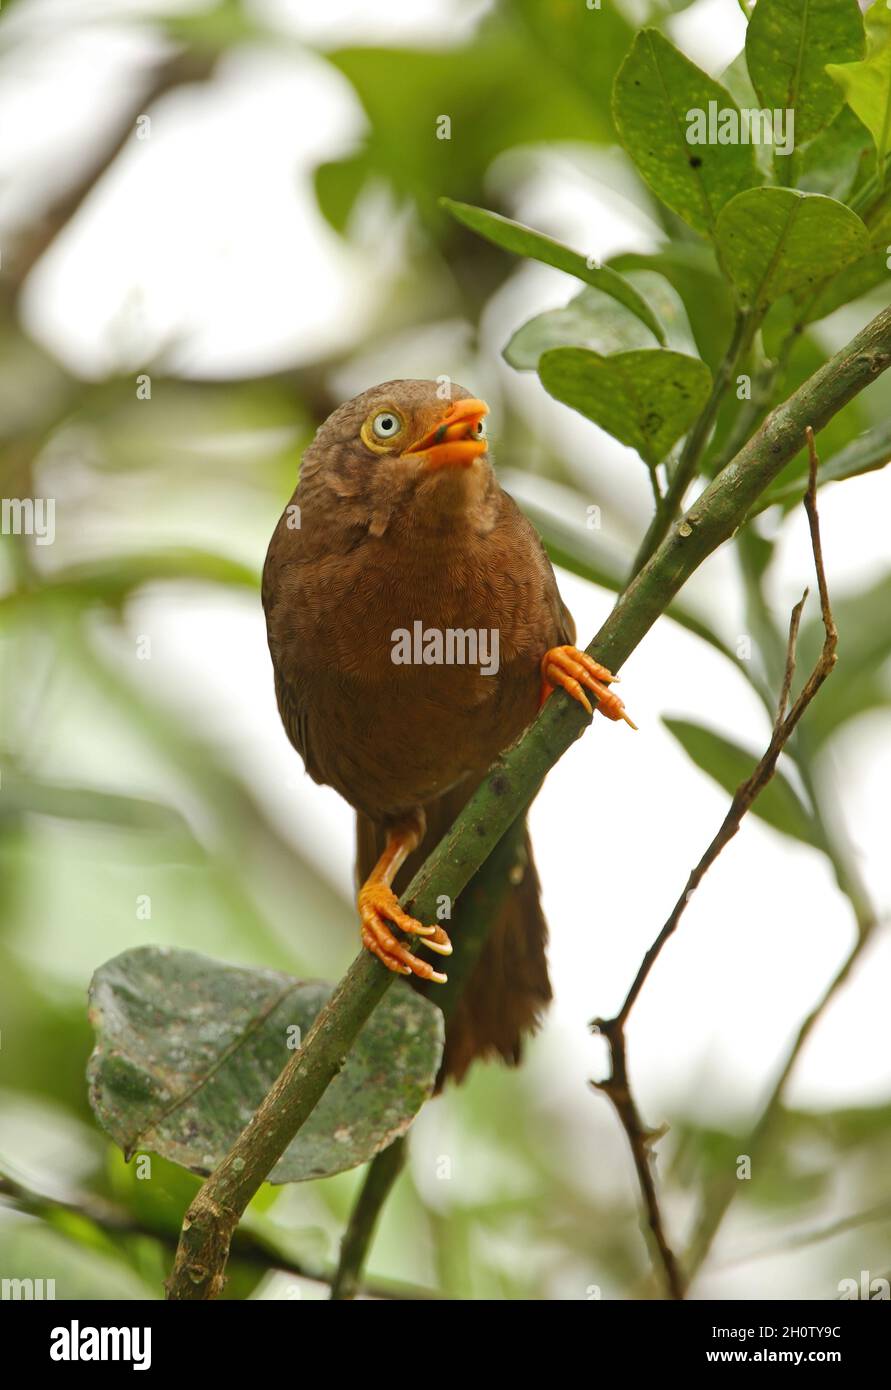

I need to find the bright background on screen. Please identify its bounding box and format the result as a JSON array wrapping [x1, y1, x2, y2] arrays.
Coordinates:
[[1, 0, 889, 1300]]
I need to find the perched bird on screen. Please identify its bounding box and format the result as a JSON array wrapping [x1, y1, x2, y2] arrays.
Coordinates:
[[262, 379, 632, 1082]]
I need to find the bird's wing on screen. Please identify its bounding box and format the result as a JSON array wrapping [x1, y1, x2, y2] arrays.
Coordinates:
[[262, 516, 319, 780], [500, 489, 576, 647]]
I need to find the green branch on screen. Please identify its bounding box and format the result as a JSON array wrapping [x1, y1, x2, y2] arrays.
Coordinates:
[[166, 303, 891, 1300]]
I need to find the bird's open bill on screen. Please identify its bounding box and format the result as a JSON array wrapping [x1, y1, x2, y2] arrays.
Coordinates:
[[406, 397, 489, 470]]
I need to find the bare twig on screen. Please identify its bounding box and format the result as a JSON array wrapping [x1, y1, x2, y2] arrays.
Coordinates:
[[589, 1019, 683, 1298], [591, 427, 838, 1300]]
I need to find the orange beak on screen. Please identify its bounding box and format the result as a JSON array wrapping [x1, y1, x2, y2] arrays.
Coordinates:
[[405, 397, 489, 470]]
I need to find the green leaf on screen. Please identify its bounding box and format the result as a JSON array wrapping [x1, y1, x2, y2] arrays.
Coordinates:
[[716, 188, 869, 311], [441, 199, 665, 344], [802, 666, 891, 752], [88, 947, 444, 1183], [609, 244, 736, 371], [746, 0, 865, 146], [663, 718, 819, 846], [314, 154, 369, 235], [795, 570, 891, 747], [827, 44, 891, 182], [612, 29, 759, 238], [505, 286, 662, 371], [793, 249, 890, 326], [754, 420, 891, 513], [755, 322, 870, 486], [718, 50, 776, 180], [538, 346, 712, 466], [804, 569, 891, 691], [796, 105, 875, 202], [791, 199, 891, 322]]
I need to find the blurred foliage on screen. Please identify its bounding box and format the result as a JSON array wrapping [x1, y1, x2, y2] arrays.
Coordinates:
[[1, 0, 890, 1301]]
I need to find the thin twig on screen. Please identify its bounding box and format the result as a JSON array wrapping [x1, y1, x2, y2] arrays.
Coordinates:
[[589, 1020, 682, 1298], [646, 460, 666, 515], [591, 427, 838, 1300]]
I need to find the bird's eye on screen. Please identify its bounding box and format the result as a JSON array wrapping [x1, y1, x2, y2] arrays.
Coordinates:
[[472, 418, 487, 439], [372, 411, 403, 440]]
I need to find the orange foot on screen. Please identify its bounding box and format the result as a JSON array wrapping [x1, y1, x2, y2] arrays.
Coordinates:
[[359, 881, 451, 983], [540, 645, 637, 729], [358, 814, 452, 983]]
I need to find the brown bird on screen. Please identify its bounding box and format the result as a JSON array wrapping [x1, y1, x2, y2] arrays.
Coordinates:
[[262, 380, 632, 1082]]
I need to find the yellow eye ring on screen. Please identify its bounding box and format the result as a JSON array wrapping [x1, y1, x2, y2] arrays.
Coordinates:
[[361, 409, 404, 451]]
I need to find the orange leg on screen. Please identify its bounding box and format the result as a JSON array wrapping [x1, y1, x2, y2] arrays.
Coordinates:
[[358, 810, 452, 984], [540, 645, 637, 729]]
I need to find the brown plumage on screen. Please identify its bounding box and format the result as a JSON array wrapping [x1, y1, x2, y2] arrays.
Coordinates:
[[262, 379, 630, 1082]]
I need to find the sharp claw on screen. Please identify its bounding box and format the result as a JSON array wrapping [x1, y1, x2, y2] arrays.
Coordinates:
[[371, 933, 447, 982], [541, 646, 634, 727], [359, 884, 451, 983]]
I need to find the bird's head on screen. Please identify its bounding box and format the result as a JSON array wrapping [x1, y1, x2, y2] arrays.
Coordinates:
[[298, 379, 496, 540]]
